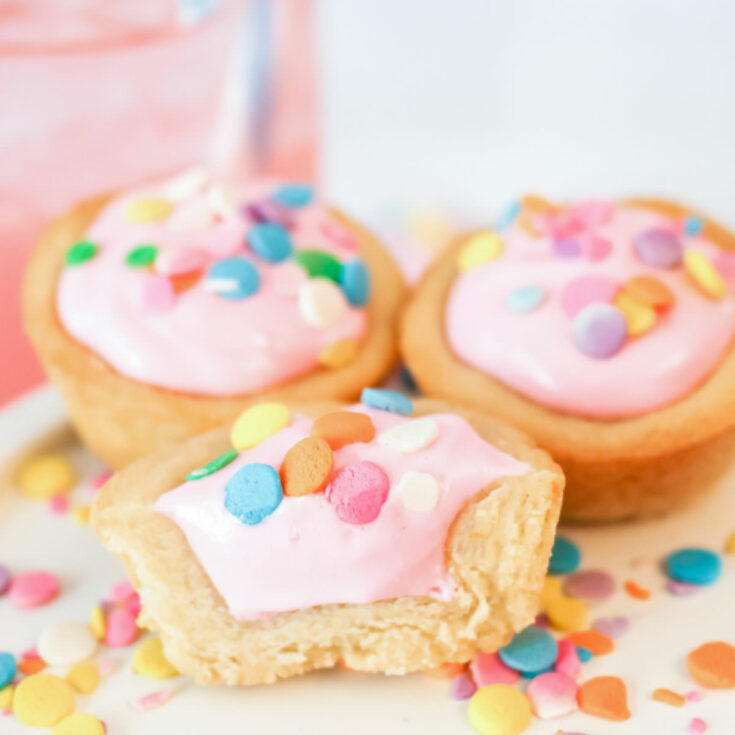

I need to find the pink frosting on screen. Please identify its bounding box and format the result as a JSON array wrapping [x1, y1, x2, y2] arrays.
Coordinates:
[[153, 406, 528, 620], [446, 204, 735, 417], [56, 174, 366, 395]]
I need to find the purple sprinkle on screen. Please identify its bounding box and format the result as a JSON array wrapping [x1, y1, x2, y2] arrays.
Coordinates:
[[450, 672, 477, 700], [592, 616, 630, 639], [242, 199, 294, 229], [0, 565, 11, 596], [564, 569, 617, 601], [552, 239, 582, 258], [571, 304, 628, 359], [666, 579, 701, 596], [632, 227, 683, 268]]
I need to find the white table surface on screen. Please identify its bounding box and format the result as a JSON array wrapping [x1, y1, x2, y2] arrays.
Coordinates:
[[1, 385, 734, 734]]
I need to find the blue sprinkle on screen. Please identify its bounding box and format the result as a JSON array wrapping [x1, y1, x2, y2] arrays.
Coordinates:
[[494, 200, 522, 232], [340, 259, 371, 306], [247, 223, 293, 263], [361, 388, 413, 416], [499, 626, 558, 673], [521, 665, 554, 679], [666, 548, 722, 586], [548, 536, 581, 575], [225, 464, 283, 525], [273, 184, 314, 208], [575, 646, 593, 663], [0, 652, 16, 689], [684, 216, 704, 237], [508, 285, 546, 314], [206, 257, 260, 300]]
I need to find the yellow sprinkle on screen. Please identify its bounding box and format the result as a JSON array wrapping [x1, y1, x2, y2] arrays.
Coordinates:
[[72, 505, 91, 524], [231, 402, 290, 451], [547, 595, 589, 633], [318, 338, 359, 369], [407, 211, 455, 254], [0, 685, 14, 710], [133, 637, 179, 680], [725, 531, 735, 555], [125, 197, 174, 224], [66, 661, 99, 695], [457, 232, 504, 272], [614, 291, 657, 337], [51, 712, 105, 735], [13, 674, 75, 728], [684, 249, 727, 300], [468, 684, 531, 735], [17, 454, 76, 500], [539, 576, 563, 611], [89, 606, 106, 640]]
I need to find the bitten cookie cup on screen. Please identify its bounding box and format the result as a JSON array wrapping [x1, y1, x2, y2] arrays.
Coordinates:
[[402, 197, 735, 522], [90, 396, 563, 685], [23, 175, 404, 468]]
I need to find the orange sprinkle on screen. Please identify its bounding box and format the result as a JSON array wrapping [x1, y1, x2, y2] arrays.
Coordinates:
[[280, 437, 333, 497], [310, 411, 375, 450], [170, 270, 202, 294], [626, 276, 675, 309], [566, 630, 615, 656], [687, 641, 735, 689], [425, 662, 466, 679], [521, 194, 558, 214], [578, 675, 631, 721], [652, 688, 686, 707], [624, 579, 651, 600], [18, 658, 47, 675]]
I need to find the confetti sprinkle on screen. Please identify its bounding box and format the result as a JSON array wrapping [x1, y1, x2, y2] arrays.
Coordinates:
[[377, 417, 439, 454], [577, 675, 631, 721], [560, 275, 618, 318], [651, 688, 685, 707], [592, 616, 629, 639], [13, 674, 75, 728], [540, 575, 564, 608], [499, 626, 558, 674], [38, 621, 97, 666], [205, 256, 260, 300], [572, 304, 628, 359], [65, 661, 100, 695], [666, 548, 722, 586], [458, 232, 504, 272], [527, 672, 578, 719], [125, 197, 173, 223], [298, 277, 348, 327], [625, 275, 675, 309], [326, 461, 390, 525], [65, 241, 98, 266], [71, 505, 90, 524], [507, 285, 546, 313], [666, 579, 701, 596], [632, 227, 683, 268], [583, 234, 613, 262], [90, 470, 112, 493], [396, 471, 440, 512], [426, 662, 465, 678], [125, 244, 159, 268], [624, 579, 651, 600], [687, 641, 735, 688], [563, 569, 616, 602], [133, 637, 179, 680], [684, 250, 727, 300], [292, 250, 342, 282], [9, 571, 59, 609], [470, 652, 519, 687], [548, 537, 581, 575], [547, 595, 589, 633], [280, 437, 333, 497], [0, 654, 16, 689], [225, 464, 284, 525], [684, 216, 704, 236], [245, 198, 295, 229], [451, 672, 477, 700], [231, 403, 290, 451], [360, 388, 414, 416], [318, 338, 359, 368], [50, 712, 105, 735], [247, 222, 293, 263], [687, 717, 708, 734], [566, 631, 614, 656], [17, 454, 76, 500], [273, 184, 314, 208], [129, 687, 177, 712], [105, 608, 139, 648], [468, 684, 531, 735], [311, 411, 375, 450], [494, 200, 522, 232], [186, 449, 238, 481], [552, 239, 582, 258], [340, 259, 371, 306], [553, 639, 581, 678], [163, 168, 208, 200], [614, 291, 657, 337], [725, 531, 735, 554], [48, 494, 69, 515]]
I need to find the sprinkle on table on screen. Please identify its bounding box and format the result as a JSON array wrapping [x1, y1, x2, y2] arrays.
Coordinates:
[[577, 675, 631, 721], [687, 641, 735, 688], [624, 579, 651, 600], [468, 684, 531, 735], [548, 536, 581, 575], [666, 548, 722, 586]]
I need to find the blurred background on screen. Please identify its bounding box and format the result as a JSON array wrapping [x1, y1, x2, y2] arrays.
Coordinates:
[[3, 0, 735, 405]]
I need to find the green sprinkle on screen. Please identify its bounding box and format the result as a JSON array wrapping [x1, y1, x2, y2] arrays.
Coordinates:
[[186, 449, 239, 481], [126, 244, 159, 268], [65, 241, 99, 266], [292, 250, 343, 282]]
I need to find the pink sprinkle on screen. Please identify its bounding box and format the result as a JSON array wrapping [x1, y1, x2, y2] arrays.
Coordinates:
[[686, 690, 702, 703], [561, 275, 619, 318], [451, 672, 477, 700], [48, 494, 69, 515], [592, 616, 629, 639], [666, 580, 701, 596], [321, 220, 358, 250], [105, 608, 139, 648], [9, 571, 59, 609], [90, 470, 113, 493], [564, 569, 617, 601], [125, 592, 142, 618], [21, 647, 40, 660], [470, 652, 519, 687], [110, 580, 136, 603], [141, 274, 175, 313], [554, 639, 581, 679], [130, 687, 176, 712], [527, 672, 579, 719], [325, 462, 390, 525], [568, 199, 614, 228], [687, 717, 708, 734], [155, 246, 208, 275], [714, 251, 735, 280], [582, 234, 613, 262]]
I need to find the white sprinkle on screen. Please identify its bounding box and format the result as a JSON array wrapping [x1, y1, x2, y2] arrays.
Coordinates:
[[163, 168, 209, 200], [206, 184, 237, 218], [204, 277, 241, 293], [397, 471, 440, 512], [38, 621, 98, 667], [298, 278, 348, 328], [377, 417, 439, 454]]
